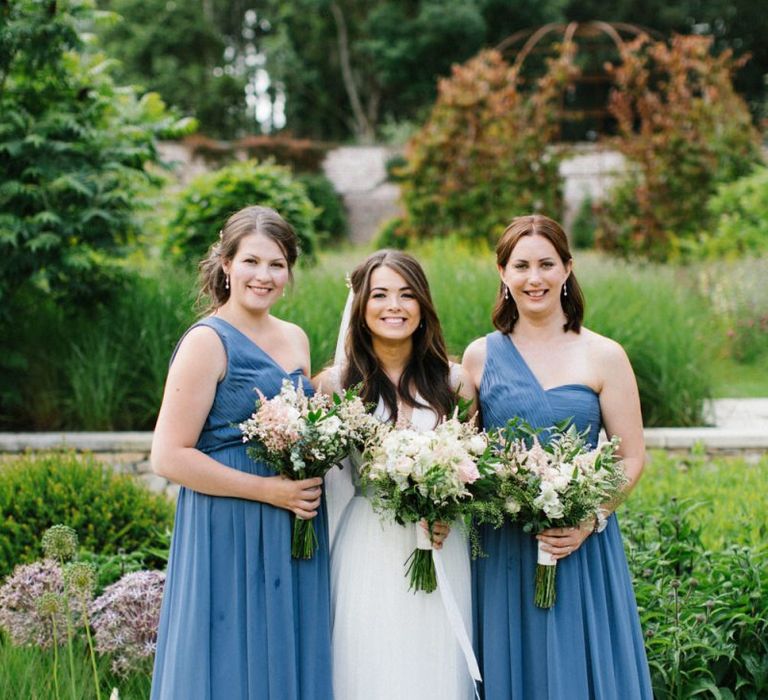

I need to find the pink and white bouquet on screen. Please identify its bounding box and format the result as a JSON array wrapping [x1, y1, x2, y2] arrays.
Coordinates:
[[240, 379, 380, 559], [493, 418, 627, 607], [360, 416, 496, 593]]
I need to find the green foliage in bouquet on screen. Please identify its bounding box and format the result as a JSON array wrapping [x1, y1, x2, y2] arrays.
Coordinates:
[[596, 34, 762, 261], [398, 45, 577, 244], [0, 453, 174, 578], [165, 160, 319, 264]]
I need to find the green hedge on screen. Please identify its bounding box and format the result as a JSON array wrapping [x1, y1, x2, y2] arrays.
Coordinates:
[[0, 453, 174, 579], [165, 160, 319, 264]]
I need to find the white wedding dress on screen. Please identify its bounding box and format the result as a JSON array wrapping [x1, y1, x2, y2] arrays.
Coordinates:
[[324, 366, 474, 700]]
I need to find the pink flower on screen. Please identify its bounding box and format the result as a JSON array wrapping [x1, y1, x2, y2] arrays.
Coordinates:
[[458, 458, 480, 484]]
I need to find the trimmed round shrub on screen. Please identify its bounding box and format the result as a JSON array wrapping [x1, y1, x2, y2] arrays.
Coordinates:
[[0, 452, 174, 579], [165, 160, 319, 264], [295, 173, 348, 244]]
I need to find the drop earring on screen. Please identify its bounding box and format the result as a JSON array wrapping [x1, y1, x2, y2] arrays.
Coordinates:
[[225, 274, 230, 291], [504, 286, 509, 300], [562, 283, 568, 297]]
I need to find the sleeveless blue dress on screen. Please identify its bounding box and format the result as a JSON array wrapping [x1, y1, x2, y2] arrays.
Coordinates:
[[473, 332, 651, 700], [151, 317, 333, 700]]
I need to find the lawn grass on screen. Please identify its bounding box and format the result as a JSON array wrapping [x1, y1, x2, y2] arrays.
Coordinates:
[[710, 356, 768, 397], [623, 449, 768, 550]]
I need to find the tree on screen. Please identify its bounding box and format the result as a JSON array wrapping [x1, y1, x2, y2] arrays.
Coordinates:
[[96, 0, 254, 137], [398, 44, 578, 244], [0, 0, 193, 309], [596, 34, 763, 259]]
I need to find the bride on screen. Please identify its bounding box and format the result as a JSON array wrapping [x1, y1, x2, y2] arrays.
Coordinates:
[[313, 250, 477, 700]]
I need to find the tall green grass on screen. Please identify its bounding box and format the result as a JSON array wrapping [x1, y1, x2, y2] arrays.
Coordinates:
[[0, 635, 151, 700], [3, 245, 721, 429], [578, 257, 715, 425]]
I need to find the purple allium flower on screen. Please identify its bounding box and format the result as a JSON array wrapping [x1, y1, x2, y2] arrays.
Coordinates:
[[0, 560, 81, 648], [89, 570, 165, 676]]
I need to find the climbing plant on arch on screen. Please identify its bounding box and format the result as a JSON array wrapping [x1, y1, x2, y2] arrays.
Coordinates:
[[396, 41, 579, 244]]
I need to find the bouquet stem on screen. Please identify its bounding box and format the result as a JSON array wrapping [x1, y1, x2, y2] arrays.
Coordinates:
[[405, 548, 437, 593], [291, 517, 318, 560], [535, 541, 557, 608], [405, 523, 437, 593]]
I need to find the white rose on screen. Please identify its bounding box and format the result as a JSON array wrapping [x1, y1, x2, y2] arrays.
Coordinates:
[[317, 415, 342, 437], [468, 435, 487, 455]]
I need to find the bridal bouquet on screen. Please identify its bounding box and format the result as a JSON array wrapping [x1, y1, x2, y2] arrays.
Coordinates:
[[240, 379, 380, 559], [360, 416, 496, 593], [494, 418, 627, 608]]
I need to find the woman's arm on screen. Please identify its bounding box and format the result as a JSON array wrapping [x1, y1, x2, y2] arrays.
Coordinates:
[[538, 337, 645, 559], [151, 326, 322, 519], [597, 338, 645, 495], [311, 366, 341, 396], [461, 337, 487, 393]]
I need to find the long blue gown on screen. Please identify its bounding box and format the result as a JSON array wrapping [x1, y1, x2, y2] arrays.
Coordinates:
[[473, 331, 652, 700], [151, 317, 333, 700]]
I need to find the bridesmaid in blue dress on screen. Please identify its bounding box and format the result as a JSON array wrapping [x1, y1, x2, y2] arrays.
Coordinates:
[[150, 206, 333, 700], [463, 215, 652, 700]]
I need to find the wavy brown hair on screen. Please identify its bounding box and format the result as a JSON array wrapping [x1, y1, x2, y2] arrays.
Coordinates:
[[492, 214, 585, 334], [341, 250, 453, 424], [197, 206, 299, 314]]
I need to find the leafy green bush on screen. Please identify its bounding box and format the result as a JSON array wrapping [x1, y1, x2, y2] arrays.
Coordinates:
[[295, 173, 348, 244], [0, 453, 174, 579], [0, 0, 192, 314], [373, 217, 410, 250], [165, 160, 319, 263], [623, 497, 768, 698], [597, 35, 762, 261], [570, 197, 596, 250], [399, 46, 576, 244], [695, 166, 768, 259]]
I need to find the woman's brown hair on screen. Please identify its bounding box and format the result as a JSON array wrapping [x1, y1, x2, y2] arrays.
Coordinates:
[[492, 214, 585, 333], [197, 206, 299, 314], [341, 250, 454, 423]]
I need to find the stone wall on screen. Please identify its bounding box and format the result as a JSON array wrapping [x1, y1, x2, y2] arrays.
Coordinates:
[[157, 140, 629, 244], [0, 433, 178, 501]]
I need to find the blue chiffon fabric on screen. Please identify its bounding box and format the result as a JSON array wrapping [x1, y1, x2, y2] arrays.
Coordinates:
[[151, 317, 333, 700], [473, 331, 652, 700]]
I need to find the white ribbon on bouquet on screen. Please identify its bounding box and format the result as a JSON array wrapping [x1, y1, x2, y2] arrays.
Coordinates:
[[416, 524, 482, 694]]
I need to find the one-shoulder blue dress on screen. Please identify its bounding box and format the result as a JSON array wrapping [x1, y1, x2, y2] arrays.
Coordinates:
[[151, 317, 333, 700], [473, 331, 651, 700]]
